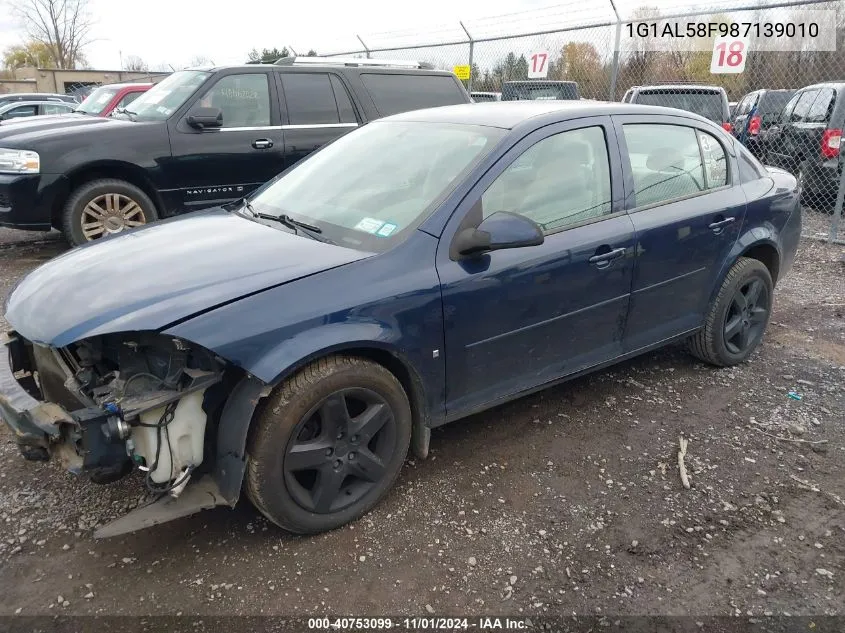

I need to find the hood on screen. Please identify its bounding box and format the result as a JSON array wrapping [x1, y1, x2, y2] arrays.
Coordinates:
[[5, 209, 371, 347], [0, 114, 133, 144]]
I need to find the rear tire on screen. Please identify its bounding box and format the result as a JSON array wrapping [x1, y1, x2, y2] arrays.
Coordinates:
[[62, 179, 158, 247], [246, 356, 411, 534], [687, 257, 773, 367]]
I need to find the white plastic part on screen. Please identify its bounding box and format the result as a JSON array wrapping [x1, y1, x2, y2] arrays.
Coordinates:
[[131, 389, 207, 484]]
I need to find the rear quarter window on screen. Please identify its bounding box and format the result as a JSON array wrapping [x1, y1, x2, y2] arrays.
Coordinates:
[[361, 73, 467, 116]]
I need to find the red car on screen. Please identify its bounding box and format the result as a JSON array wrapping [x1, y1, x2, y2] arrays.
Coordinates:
[[75, 82, 152, 117]]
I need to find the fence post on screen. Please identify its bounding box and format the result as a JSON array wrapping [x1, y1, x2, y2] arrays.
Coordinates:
[[356, 35, 371, 59], [459, 21, 474, 93], [608, 0, 622, 101], [829, 160, 845, 243]]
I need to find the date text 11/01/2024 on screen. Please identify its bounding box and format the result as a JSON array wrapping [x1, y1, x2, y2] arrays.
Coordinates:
[[307, 617, 529, 630], [626, 21, 820, 38]]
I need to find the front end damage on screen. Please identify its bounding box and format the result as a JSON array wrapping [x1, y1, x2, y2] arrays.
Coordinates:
[[0, 329, 262, 537]]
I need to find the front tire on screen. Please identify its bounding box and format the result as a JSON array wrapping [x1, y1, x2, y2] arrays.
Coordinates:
[[687, 257, 773, 367], [62, 179, 158, 246], [246, 356, 412, 534]]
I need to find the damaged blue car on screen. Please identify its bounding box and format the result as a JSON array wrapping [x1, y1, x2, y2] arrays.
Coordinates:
[[0, 102, 801, 537]]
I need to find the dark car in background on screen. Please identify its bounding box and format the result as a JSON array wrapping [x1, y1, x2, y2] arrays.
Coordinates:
[[0, 101, 800, 538], [731, 89, 796, 159], [764, 82, 844, 205], [75, 83, 152, 117], [501, 80, 579, 101], [0, 56, 470, 245], [623, 85, 732, 132], [0, 100, 76, 121]]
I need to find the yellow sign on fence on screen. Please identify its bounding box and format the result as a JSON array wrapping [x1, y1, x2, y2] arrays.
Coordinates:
[[453, 65, 471, 80]]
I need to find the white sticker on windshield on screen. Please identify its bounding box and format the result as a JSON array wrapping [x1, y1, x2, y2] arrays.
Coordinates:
[[354, 217, 384, 234], [376, 222, 397, 237]]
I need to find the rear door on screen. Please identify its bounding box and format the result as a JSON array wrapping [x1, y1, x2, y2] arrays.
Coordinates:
[[166, 69, 286, 210], [614, 114, 747, 351], [277, 71, 360, 169], [778, 89, 817, 170]]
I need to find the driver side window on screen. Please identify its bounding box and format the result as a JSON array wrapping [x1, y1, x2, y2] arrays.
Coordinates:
[[197, 73, 271, 128], [481, 126, 612, 234]]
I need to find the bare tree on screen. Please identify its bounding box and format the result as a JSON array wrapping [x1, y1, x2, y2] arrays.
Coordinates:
[[12, 0, 93, 69], [123, 54, 148, 72], [189, 55, 213, 67]]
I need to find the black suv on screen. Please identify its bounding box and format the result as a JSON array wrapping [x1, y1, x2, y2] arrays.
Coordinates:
[[500, 81, 579, 101], [730, 89, 795, 159], [764, 82, 844, 205], [622, 85, 732, 132], [0, 57, 471, 245]]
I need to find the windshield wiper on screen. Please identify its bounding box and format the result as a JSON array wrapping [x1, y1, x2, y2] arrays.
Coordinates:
[[240, 199, 331, 242]]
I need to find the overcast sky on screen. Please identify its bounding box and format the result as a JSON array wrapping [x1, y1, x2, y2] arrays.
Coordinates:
[[0, 0, 814, 70]]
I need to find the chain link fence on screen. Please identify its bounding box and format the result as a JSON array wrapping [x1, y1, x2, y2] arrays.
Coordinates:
[[323, 0, 845, 243]]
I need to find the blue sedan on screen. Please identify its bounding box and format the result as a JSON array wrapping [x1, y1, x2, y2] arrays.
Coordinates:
[[0, 102, 801, 537]]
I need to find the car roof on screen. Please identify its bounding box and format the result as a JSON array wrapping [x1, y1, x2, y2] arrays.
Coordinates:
[[0, 100, 74, 110], [96, 82, 153, 89], [383, 101, 709, 129], [635, 84, 726, 93], [185, 63, 455, 76], [799, 82, 845, 90]]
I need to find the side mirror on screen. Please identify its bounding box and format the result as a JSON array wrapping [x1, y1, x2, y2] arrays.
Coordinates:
[[186, 107, 223, 130], [452, 211, 544, 259]]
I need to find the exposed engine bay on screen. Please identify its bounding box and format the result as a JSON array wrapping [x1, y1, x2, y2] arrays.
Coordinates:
[[20, 332, 224, 496]]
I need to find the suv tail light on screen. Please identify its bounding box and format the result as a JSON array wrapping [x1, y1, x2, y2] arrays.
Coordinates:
[[821, 129, 842, 159], [722, 122, 732, 133], [748, 116, 761, 136]]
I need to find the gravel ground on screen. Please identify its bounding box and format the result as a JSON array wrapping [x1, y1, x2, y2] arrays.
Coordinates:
[[0, 213, 842, 618]]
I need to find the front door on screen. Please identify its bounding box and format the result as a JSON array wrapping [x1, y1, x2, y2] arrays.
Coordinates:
[[437, 117, 636, 417], [166, 71, 286, 211], [613, 116, 747, 351]]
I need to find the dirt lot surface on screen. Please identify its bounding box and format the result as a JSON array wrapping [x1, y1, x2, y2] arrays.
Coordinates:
[[0, 214, 842, 619]]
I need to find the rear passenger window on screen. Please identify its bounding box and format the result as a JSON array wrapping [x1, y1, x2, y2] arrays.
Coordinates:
[[807, 88, 834, 124], [790, 91, 817, 123], [482, 126, 612, 233], [282, 73, 343, 125], [330, 75, 357, 124], [361, 74, 465, 117], [624, 124, 706, 207]]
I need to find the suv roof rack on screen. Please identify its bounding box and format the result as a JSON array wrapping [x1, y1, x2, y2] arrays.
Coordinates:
[[272, 56, 435, 70]]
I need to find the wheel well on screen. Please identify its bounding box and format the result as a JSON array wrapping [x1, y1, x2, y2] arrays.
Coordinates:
[[50, 164, 163, 228], [344, 347, 427, 424], [742, 243, 780, 284]]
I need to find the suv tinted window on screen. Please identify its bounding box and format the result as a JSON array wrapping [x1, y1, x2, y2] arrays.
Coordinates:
[[790, 90, 817, 122], [198, 73, 270, 128], [737, 93, 757, 116], [759, 91, 794, 117], [807, 88, 834, 124], [329, 75, 357, 124], [624, 124, 709, 207], [635, 90, 725, 123], [5, 104, 37, 118], [780, 92, 801, 123], [43, 103, 73, 115], [282, 73, 347, 125], [361, 73, 465, 116], [482, 126, 612, 233]]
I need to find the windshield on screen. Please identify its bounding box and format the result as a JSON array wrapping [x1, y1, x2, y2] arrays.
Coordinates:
[[637, 90, 725, 122], [248, 121, 505, 252], [76, 86, 119, 114], [125, 71, 210, 121], [502, 82, 579, 101]]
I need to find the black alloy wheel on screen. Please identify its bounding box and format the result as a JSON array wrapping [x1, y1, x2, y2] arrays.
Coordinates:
[[284, 388, 396, 513], [722, 277, 770, 355]]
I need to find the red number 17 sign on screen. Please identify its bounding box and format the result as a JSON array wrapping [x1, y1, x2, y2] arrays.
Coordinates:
[[710, 36, 749, 74], [528, 51, 549, 78]]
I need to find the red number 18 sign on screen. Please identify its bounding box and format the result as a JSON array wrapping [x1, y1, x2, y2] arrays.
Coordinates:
[[710, 36, 749, 74], [528, 51, 549, 79]]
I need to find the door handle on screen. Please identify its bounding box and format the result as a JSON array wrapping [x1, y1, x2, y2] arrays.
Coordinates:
[[252, 138, 273, 150], [588, 246, 626, 267], [708, 217, 735, 232]]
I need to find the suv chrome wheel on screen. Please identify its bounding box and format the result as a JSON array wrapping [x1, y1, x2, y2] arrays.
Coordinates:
[[81, 193, 147, 240]]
